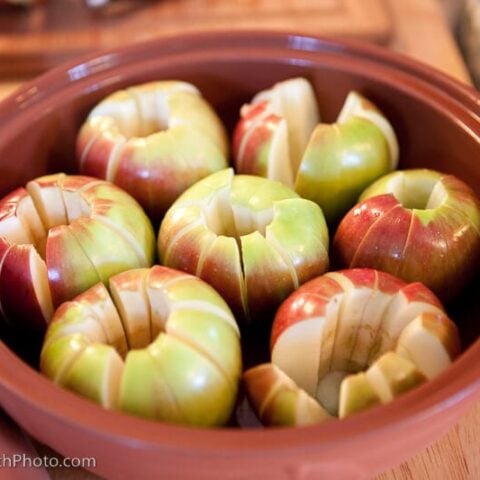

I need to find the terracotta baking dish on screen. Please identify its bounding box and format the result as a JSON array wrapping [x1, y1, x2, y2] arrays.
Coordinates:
[[0, 31, 479, 480]]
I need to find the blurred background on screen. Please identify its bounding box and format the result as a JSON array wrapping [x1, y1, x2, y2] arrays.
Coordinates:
[[0, 0, 479, 101]]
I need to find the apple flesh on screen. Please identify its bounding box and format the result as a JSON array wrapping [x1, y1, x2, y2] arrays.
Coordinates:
[[77, 80, 229, 221], [243, 363, 332, 427], [233, 80, 399, 224], [40, 265, 241, 427], [0, 173, 155, 331], [333, 169, 480, 301], [158, 168, 329, 323], [270, 268, 459, 417]]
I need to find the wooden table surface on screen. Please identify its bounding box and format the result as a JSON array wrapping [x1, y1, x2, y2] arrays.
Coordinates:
[[0, 1, 478, 479]]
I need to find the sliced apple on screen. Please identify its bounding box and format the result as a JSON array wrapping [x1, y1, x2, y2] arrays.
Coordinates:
[[69, 217, 143, 284], [45, 225, 101, 307], [370, 282, 444, 362], [76, 283, 128, 358], [62, 344, 124, 409], [244, 363, 331, 427], [26, 173, 68, 229], [44, 301, 107, 347], [339, 372, 381, 418], [109, 268, 151, 350], [0, 244, 52, 331], [119, 348, 178, 421], [396, 312, 460, 379], [337, 91, 399, 169], [365, 351, 426, 403], [40, 333, 91, 384], [147, 333, 235, 427]]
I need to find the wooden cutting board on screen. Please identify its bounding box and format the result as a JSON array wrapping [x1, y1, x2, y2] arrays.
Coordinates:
[[0, 0, 392, 76]]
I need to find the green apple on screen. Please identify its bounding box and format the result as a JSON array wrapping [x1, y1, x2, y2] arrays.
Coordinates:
[[0, 173, 155, 331], [233, 81, 399, 224], [77, 80, 229, 221], [243, 363, 331, 427], [40, 265, 242, 427], [158, 168, 329, 323], [334, 169, 480, 301]]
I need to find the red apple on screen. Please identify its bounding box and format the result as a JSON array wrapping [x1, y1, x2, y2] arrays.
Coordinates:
[[77, 80, 229, 221], [233, 79, 399, 223], [0, 173, 155, 331], [270, 268, 459, 416], [158, 168, 330, 323], [333, 169, 480, 301], [40, 265, 242, 426]]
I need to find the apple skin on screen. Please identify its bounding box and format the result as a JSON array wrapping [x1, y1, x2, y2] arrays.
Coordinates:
[[243, 363, 332, 427], [158, 168, 329, 323], [0, 173, 155, 331], [77, 81, 229, 222], [333, 169, 480, 301], [270, 268, 459, 416], [233, 81, 399, 224], [40, 265, 242, 427]]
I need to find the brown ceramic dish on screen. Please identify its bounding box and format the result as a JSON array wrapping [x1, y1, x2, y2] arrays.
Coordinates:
[[0, 31, 479, 480]]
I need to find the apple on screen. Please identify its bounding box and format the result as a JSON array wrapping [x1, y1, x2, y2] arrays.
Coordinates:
[[339, 352, 425, 418], [243, 363, 332, 427], [333, 169, 480, 301], [77, 80, 229, 222], [233, 78, 399, 223], [0, 173, 155, 331], [40, 265, 242, 427], [270, 268, 459, 417], [158, 168, 330, 323]]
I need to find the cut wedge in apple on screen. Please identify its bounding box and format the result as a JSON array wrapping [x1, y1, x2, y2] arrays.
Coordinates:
[[396, 312, 461, 379], [269, 268, 460, 418], [41, 266, 242, 427], [233, 81, 399, 224], [244, 363, 331, 427], [159, 168, 329, 324], [0, 244, 53, 331], [334, 169, 480, 301]]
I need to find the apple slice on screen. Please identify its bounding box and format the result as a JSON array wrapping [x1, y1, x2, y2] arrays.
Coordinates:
[[234, 77, 320, 183], [337, 91, 399, 169], [244, 363, 331, 427], [365, 351, 426, 403], [295, 116, 390, 223], [76, 283, 128, 358], [271, 276, 344, 396], [62, 344, 124, 409], [147, 333, 235, 427], [241, 231, 296, 321], [69, 217, 143, 284], [26, 173, 68, 229], [119, 348, 178, 421], [40, 333, 91, 384], [338, 372, 381, 418], [46, 225, 101, 307], [44, 301, 107, 346], [265, 198, 329, 285], [109, 268, 151, 350], [0, 188, 46, 253], [0, 244, 53, 331], [196, 235, 247, 322], [316, 371, 349, 416], [370, 282, 444, 362], [396, 312, 460, 379], [165, 309, 241, 386]]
